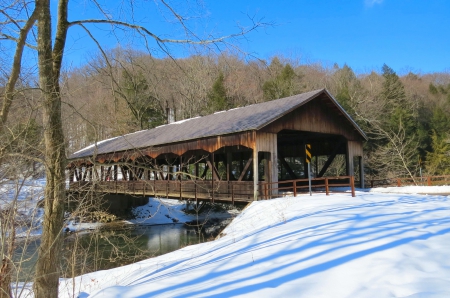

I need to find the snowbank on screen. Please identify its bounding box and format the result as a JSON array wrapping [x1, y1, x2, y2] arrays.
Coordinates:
[[59, 191, 450, 297], [126, 197, 240, 225], [367, 185, 450, 195]]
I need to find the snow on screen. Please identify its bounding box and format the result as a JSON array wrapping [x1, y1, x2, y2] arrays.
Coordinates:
[[126, 197, 239, 225], [58, 189, 450, 298], [0, 178, 45, 237], [72, 136, 120, 155], [368, 185, 450, 195]]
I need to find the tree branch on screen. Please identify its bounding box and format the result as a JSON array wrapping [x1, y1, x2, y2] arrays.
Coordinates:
[[0, 7, 38, 135], [68, 18, 261, 45]]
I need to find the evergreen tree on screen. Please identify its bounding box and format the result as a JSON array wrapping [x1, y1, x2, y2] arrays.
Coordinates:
[[431, 107, 450, 136], [426, 131, 450, 175], [205, 72, 229, 113], [333, 64, 359, 116], [380, 64, 416, 136], [263, 58, 299, 101]]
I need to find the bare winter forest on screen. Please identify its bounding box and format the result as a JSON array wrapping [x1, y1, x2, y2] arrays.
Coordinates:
[[4, 50, 450, 181]]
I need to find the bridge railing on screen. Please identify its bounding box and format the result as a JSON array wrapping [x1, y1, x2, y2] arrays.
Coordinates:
[[69, 179, 255, 203], [258, 176, 356, 200], [366, 175, 450, 188]]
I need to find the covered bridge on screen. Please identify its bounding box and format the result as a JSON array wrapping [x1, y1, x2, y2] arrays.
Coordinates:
[[68, 89, 367, 203]]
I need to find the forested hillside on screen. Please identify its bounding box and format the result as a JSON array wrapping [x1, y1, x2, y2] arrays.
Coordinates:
[[3, 49, 450, 180]]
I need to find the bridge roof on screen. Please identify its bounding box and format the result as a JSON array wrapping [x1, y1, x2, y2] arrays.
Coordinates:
[[69, 89, 367, 160]]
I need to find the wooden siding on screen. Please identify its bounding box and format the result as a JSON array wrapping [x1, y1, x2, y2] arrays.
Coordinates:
[[91, 131, 256, 164], [256, 131, 278, 188], [260, 95, 364, 141], [347, 140, 364, 176]]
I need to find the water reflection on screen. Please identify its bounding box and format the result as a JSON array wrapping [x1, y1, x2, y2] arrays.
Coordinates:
[[14, 222, 222, 281]]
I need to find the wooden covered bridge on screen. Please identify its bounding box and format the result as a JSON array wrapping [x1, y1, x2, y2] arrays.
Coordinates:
[[67, 89, 367, 204]]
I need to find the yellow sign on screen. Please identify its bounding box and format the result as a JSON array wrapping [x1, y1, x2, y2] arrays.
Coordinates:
[[305, 144, 311, 163]]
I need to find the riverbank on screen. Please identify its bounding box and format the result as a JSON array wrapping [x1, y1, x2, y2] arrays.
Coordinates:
[[0, 177, 241, 236], [59, 189, 450, 298]]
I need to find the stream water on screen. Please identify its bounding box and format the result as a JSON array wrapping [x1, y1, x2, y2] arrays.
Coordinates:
[[14, 219, 231, 282]]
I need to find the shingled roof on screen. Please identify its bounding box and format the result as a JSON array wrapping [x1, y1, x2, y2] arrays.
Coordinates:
[[70, 89, 366, 160]]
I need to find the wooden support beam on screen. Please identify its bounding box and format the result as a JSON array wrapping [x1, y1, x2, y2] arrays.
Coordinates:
[[75, 168, 82, 182], [200, 163, 209, 179], [120, 166, 128, 181], [105, 166, 112, 181], [69, 168, 74, 183], [317, 140, 345, 177], [206, 154, 220, 180], [238, 157, 253, 181], [195, 159, 199, 180], [253, 148, 258, 201], [226, 152, 232, 181], [93, 166, 100, 181], [211, 153, 215, 202], [278, 153, 298, 180]]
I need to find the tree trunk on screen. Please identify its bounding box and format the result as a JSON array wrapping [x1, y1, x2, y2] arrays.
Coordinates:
[[33, 0, 68, 297], [0, 224, 15, 298]]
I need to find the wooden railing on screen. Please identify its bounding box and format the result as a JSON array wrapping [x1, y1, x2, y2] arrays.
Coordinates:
[[69, 180, 255, 203], [259, 176, 356, 200], [367, 175, 450, 188]]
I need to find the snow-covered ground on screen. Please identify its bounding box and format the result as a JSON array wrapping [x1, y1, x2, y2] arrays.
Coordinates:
[[57, 188, 450, 298], [0, 178, 45, 237], [127, 197, 240, 225], [368, 185, 450, 195]]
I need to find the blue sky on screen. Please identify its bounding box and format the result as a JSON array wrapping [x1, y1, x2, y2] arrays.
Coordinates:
[[64, 0, 450, 74]]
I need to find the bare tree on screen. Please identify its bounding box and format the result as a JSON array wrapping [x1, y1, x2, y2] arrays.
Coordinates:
[[1, 1, 263, 296]]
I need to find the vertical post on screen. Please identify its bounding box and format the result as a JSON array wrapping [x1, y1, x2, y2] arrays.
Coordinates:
[[253, 148, 259, 201], [211, 153, 215, 203], [350, 176, 356, 197], [226, 151, 232, 181], [69, 167, 74, 184], [88, 166, 92, 181], [195, 159, 199, 180], [427, 176, 431, 186], [179, 156, 183, 200], [305, 144, 312, 196], [308, 163, 312, 196], [231, 183, 235, 205], [397, 178, 401, 187], [195, 181, 198, 203], [293, 180, 297, 197], [325, 178, 329, 195], [100, 166, 104, 181]]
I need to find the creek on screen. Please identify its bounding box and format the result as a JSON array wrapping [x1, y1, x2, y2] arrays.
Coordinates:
[[13, 219, 231, 282]]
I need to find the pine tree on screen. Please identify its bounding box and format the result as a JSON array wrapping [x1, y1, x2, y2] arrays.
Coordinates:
[[206, 72, 229, 113], [380, 64, 416, 135], [263, 59, 299, 101], [333, 64, 359, 116], [426, 131, 450, 175]]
